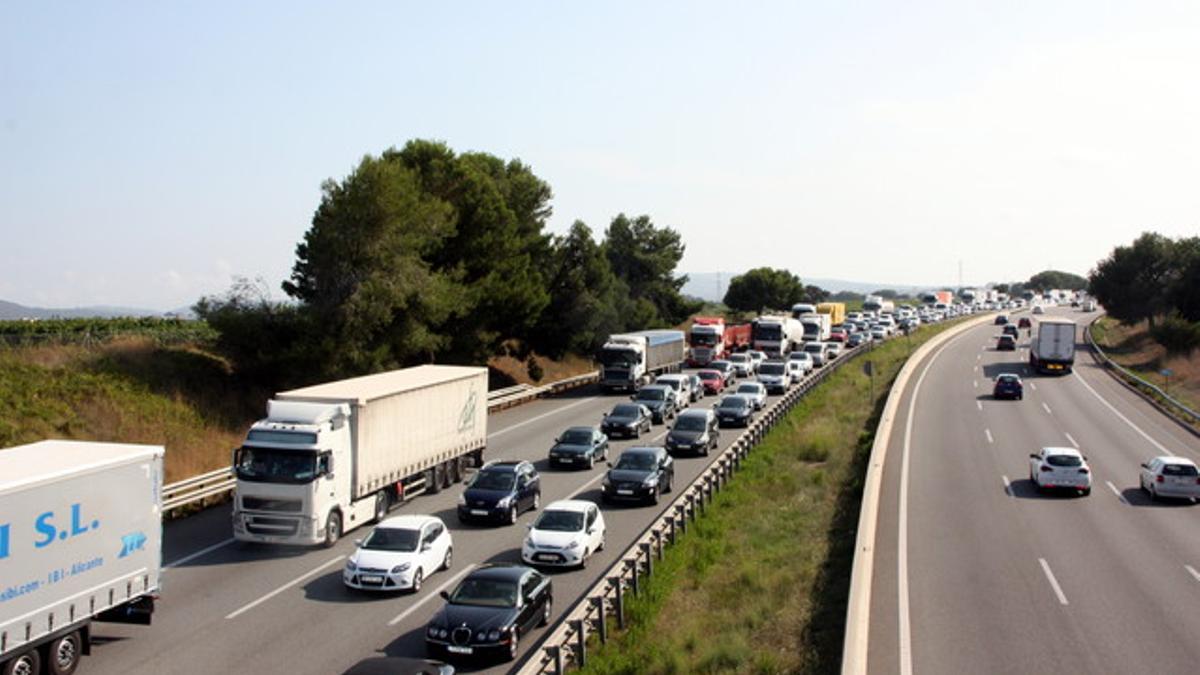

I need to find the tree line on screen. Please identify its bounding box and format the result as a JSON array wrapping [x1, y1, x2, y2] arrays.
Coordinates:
[[195, 140, 701, 386], [1089, 232, 1200, 353]]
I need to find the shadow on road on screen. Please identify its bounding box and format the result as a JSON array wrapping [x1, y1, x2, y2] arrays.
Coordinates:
[[1007, 478, 1088, 500], [1120, 487, 1199, 508]]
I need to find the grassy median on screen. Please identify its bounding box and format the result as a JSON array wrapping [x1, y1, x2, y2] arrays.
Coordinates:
[[579, 322, 961, 675]]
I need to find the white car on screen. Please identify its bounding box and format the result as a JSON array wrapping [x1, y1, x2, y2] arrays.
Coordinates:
[[654, 374, 691, 410], [787, 351, 814, 373], [1139, 456, 1200, 501], [344, 515, 452, 592], [802, 341, 827, 367], [755, 360, 790, 393], [785, 360, 805, 384], [521, 500, 606, 568], [870, 326, 888, 341], [747, 350, 767, 373], [734, 381, 768, 410], [823, 342, 842, 360], [1029, 447, 1091, 495], [728, 352, 755, 377]]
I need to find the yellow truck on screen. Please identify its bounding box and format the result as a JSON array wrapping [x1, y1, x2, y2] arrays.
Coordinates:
[[816, 302, 846, 327]]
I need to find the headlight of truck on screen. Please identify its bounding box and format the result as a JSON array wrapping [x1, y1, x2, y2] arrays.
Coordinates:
[[391, 563, 411, 574]]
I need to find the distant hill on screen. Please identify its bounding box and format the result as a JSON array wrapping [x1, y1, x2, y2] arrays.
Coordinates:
[[681, 272, 939, 303], [0, 299, 169, 320]]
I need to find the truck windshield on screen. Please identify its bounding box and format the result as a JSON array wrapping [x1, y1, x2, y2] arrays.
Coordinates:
[[598, 348, 639, 367], [690, 331, 719, 346], [753, 325, 782, 341], [236, 447, 319, 484], [758, 364, 785, 375]]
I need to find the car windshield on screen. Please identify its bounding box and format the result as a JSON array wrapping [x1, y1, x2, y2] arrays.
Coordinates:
[[675, 415, 707, 431], [449, 578, 519, 608], [698, 372, 719, 381], [637, 389, 667, 401], [235, 447, 319, 484], [997, 376, 1019, 384], [658, 379, 681, 390], [362, 526, 420, 552], [737, 385, 761, 395], [615, 452, 658, 470], [804, 344, 822, 353], [730, 354, 748, 363], [612, 404, 640, 417], [712, 362, 730, 371], [759, 363, 785, 375], [560, 429, 593, 445], [719, 398, 747, 410], [1163, 463, 1199, 476], [533, 510, 585, 532], [471, 470, 516, 491], [1045, 454, 1082, 467]]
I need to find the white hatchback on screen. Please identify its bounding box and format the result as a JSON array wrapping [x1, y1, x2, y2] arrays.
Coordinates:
[[1029, 447, 1091, 495], [522, 500, 606, 568], [1139, 456, 1200, 501], [344, 515, 452, 592]]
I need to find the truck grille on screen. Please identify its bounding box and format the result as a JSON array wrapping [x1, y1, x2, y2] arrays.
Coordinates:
[[242, 497, 302, 513], [246, 516, 299, 537]]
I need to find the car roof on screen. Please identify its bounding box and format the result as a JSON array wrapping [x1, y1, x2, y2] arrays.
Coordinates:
[[1150, 455, 1198, 466], [721, 394, 750, 404], [482, 460, 525, 472], [639, 384, 670, 392], [541, 499, 595, 513], [656, 374, 684, 382], [737, 382, 764, 390], [376, 514, 441, 530], [698, 369, 721, 376], [467, 564, 534, 582], [1040, 446, 1082, 456], [622, 446, 661, 456], [678, 408, 712, 418]]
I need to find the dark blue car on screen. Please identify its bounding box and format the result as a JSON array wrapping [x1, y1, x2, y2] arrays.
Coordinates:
[[457, 461, 541, 525]]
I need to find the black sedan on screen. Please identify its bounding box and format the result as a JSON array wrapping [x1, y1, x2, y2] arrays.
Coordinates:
[[548, 426, 608, 469], [631, 384, 676, 423], [456, 461, 541, 525], [425, 565, 552, 662], [602, 447, 675, 505], [665, 410, 719, 457], [993, 374, 1024, 400], [601, 403, 652, 439], [714, 394, 754, 428]]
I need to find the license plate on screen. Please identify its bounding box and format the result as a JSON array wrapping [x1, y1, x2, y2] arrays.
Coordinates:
[[617, 489, 633, 495], [559, 457, 573, 463], [360, 575, 384, 583], [470, 509, 488, 516], [536, 553, 557, 561], [447, 646, 473, 654]]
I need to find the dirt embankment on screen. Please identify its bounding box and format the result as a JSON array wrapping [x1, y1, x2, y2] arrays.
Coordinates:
[[1092, 317, 1200, 413]]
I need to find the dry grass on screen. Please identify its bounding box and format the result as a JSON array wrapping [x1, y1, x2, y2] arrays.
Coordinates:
[[1093, 318, 1200, 413], [488, 350, 596, 386]]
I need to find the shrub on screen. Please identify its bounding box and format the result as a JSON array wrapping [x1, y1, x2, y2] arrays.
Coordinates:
[[1150, 314, 1200, 355]]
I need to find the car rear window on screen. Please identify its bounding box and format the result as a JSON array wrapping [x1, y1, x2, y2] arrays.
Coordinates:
[[1162, 463, 1199, 476], [1045, 455, 1082, 467]]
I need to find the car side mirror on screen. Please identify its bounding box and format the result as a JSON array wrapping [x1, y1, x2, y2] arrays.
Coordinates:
[[354, 539, 363, 547], [606, 461, 614, 468], [526, 523, 533, 530], [587, 528, 595, 535], [440, 590, 451, 601], [554, 437, 560, 443], [421, 542, 432, 552], [630, 395, 637, 401], [1140, 462, 1149, 469], [1029, 454, 1038, 459]]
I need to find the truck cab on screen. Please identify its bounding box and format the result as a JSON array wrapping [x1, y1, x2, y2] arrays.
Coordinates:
[[599, 336, 647, 392], [233, 401, 358, 547]]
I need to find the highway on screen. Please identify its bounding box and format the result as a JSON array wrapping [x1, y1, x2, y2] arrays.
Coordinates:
[[866, 307, 1200, 674], [83, 362, 825, 674]]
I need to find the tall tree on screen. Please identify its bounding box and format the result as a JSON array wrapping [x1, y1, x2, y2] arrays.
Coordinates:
[[723, 268, 806, 313], [1170, 236, 1200, 322], [1027, 270, 1087, 291], [531, 221, 625, 357], [1088, 232, 1176, 327], [604, 214, 700, 326]]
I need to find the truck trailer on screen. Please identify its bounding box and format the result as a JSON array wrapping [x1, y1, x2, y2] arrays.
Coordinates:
[[232, 365, 488, 547], [1030, 320, 1077, 374], [751, 316, 804, 357], [816, 302, 846, 327], [1, 440, 163, 675], [687, 317, 751, 366], [598, 330, 686, 392]]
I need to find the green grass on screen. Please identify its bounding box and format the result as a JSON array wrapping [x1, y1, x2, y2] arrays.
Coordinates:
[[579, 321, 962, 675]]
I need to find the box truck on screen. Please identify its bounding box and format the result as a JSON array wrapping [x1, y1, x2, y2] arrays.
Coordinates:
[[816, 302, 846, 327], [790, 303, 817, 319], [799, 313, 832, 342], [232, 365, 488, 547], [687, 318, 751, 366], [1, 440, 162, 675], [598, 330, 686, 392], [1030, 320, 1077, 374]]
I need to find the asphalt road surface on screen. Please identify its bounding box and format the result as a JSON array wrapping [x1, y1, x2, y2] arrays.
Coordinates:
[[867, 307, 1200, 674]]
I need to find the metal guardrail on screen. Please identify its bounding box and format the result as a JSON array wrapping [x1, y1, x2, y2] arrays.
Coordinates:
[[160, 371, 601, 515], [1085, 315, 1200, 426], [515, 340, 873, 675]]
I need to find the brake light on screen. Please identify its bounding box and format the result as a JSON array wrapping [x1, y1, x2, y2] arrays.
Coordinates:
[[1156, 475, 1164, 483], [1040, 465, 1053, 472], [1078, 468, 1089, 474]]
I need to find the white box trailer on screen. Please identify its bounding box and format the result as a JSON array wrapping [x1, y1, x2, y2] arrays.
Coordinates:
[[233, 365, 488, 546], [1, 440, 163, 675]]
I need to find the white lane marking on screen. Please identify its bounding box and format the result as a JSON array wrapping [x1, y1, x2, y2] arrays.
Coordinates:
[[973, 365, 978, 372], [985, 429, 994, 444], [567, 472, 607, 500], [1064, 432, 1079, 448], [1106, 481, 1127, 504], [226, 555, 345, 619], [388, 564, 478, 627], [976, 354, 981, 361], [1042, 402, 1053, 415], [973, 380, 978, 388], [1029, 382, 1037, 391], [1002, 475, 1012, 496], [1072, 370, 1180, 456], [1039, 558, 1070, 606], [1186, 565, 1200, 583], [976, 401, 983, 411], [165, 537, 234, 569], [489, 396, 601, 439]]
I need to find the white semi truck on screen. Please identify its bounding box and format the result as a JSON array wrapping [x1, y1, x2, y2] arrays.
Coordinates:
[[1, 440, 163, 675], [232, 365, 488, 547], [799, 313, 832, 342], [751, 315, 805, 357], [597, 330, 686, 393]]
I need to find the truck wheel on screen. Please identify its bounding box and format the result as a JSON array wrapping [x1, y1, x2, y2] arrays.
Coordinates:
[[373, 491, 390, 523], [425, 467, 441, 495], [323, 511, 342, 548], [47, 631, 82, 675], [2, 647, 40, 675]]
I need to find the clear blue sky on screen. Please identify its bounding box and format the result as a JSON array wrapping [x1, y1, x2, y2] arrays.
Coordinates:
[[3, 2, 1198, 310]]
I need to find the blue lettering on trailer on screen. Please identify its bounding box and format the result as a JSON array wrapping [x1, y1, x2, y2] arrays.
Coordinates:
[[33, 503, 101, 549], [0, 522, 9, 560]]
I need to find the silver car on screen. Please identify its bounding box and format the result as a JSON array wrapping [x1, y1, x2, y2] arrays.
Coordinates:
[[734, 382, 768, 410], [728, 353, 755, 377], [1140, 456, 1200, 501]]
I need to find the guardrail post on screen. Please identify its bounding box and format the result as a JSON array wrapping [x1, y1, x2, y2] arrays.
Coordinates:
[[640, 542, 653, 576], [697, 484, 707, 515], [669, 512, 679, 543], [596, 596, 607, 644], [573, 618, 587, 668], [629, 557, 640, 596], [611, 576, 625, 629], [654, 530, 663, 561], [687, 493, 697, 522], [553, 644, 564, 675], [678, 504, 687, 534]]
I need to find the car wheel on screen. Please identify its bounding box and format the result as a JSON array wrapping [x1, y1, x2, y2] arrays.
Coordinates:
[[580, 549, 589, 569], [587, 454, 595, 470], [539, 597, 553, 627], [634, 425, 642, 439], [507, 628, 520, 662], [532, 492, 541, 511], [411, 568, 423, 593], [508, 506, 518, 524], [1081, 487, 1091, 497], [649, 485, 660, 505], [1150, 485, 1159, 502], [598, 535, 606, 552], [442, 546, 453, 570], [323, 511, 342, 548], [665, 474, 673, 493]]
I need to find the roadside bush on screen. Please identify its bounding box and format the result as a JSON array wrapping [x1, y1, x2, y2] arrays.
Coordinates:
[[1150, 314, 1200, 356]]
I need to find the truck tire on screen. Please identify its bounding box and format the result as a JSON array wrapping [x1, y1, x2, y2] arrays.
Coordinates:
[[425, 468, 441, 495], [47, 631, 83, 675], [323, 511, 342, 548], [373, 491, 390, 524], [439, 463, 452, 490], [450, 456, 464, 483], [2, 647, 40, 675]]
